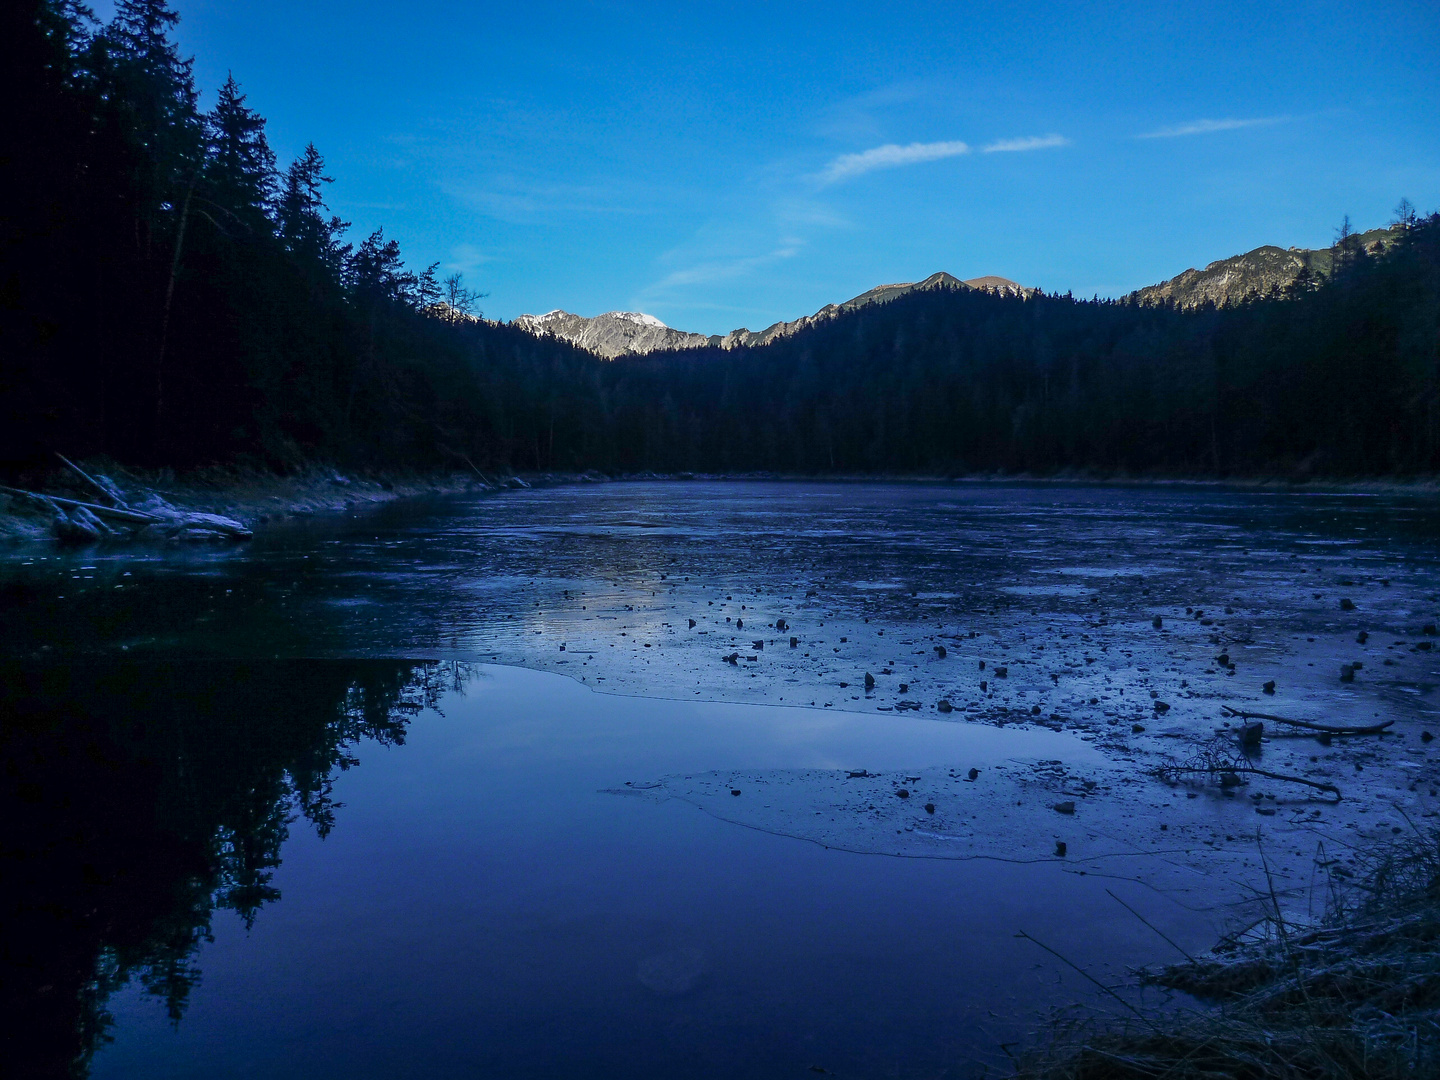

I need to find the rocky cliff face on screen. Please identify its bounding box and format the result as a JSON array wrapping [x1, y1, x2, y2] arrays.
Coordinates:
[[514, 273, 1033, 358], [1131, 227, 1400, 309], [511, 310, 711, 360]]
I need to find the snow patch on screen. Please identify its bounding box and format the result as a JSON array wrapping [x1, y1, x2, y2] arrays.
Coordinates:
[[607, 311, 668, 329]]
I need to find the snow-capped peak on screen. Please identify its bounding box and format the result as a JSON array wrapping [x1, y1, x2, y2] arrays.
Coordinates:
[[609, 311, 668, 329]]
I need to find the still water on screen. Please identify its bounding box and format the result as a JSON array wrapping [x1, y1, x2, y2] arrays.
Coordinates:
[[5, 481, 1440, 1077], [8, 659, 1159, 1079]]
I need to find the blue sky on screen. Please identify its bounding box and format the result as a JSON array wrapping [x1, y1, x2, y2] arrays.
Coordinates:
[[101, 1, 1439, 333]]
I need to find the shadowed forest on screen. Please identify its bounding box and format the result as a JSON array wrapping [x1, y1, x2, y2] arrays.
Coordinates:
[[4, 0, 1438, 478]]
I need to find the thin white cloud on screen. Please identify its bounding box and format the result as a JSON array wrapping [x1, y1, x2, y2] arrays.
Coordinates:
[[820, 140, 970, 184], [982, 134, 1070, 153], [771, 197, 851, 231], [440, 176, 666, 223], [1139, 116, 1287, 139], [444, 243, 494, 275], [814, 80, 937, 141], [641, 245, 801, 295]]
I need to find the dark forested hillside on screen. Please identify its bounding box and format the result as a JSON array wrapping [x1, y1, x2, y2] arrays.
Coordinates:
[[1, 0, 604, 472], [3, 1, 1438, 479], [601, 222, 1440, 477]]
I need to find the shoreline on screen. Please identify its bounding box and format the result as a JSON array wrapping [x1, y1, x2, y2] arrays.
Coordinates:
[[1015, 821, 1440, 1079], [613, 470, 1440, 495], [4, 466, 1437, 545], [0, 465, 521, 543]]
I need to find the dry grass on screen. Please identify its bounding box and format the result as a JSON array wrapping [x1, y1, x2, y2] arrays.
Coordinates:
[[1012, 829, 1440, 1079]]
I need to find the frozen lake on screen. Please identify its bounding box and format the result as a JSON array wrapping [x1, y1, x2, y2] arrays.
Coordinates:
[[49, 662, 1171, 1079], [3, 480, 1439, 1076]]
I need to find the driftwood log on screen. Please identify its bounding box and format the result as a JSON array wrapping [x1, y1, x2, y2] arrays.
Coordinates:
[[56, 453, 128, 508], [1221, 706, 1393, 736], [1, 475, 252, 542], [0, 485, 158, 524]]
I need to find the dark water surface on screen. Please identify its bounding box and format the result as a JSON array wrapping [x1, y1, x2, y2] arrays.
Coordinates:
[[7, 658, 1150, 1080], [4, 481, 1440, 1078], [6, 479, 1440, 669]]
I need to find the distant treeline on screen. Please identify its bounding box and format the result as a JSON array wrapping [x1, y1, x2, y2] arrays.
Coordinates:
[[614, 223, 1440, 476], [4, 1, 1438, 478]]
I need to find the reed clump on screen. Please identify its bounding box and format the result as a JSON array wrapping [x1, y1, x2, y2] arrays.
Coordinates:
[[1014, 829, 1440, 1079]]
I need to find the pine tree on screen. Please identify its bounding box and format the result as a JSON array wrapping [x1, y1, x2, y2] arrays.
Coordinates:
[[204, 73, 276, 231], [278, 143, 350, 280], [1, 1, 95, 271], [0, 2, 100, 460], [347, 228, 417, 307], [102, 0, 202, 249]]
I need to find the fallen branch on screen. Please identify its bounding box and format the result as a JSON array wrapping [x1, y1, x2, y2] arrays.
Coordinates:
[[1154, 748, 1343, 801], [55, 453, 129, 508], [1222, 706, 1393, 736], [1159, 764, 1341, 800], [2, 482, 251, 540], [0, 484, 158, 524], [438, 443, 493, 485]]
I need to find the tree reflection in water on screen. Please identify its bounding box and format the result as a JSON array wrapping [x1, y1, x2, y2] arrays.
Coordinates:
[[0, 659, 467, 1079]]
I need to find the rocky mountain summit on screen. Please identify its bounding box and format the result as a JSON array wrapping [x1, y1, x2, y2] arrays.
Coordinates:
[[1131, 226, 1402, 309], [513, 273, 1033, 359], [713, 273, 1033, 350], [511, 310, 709, 360], [513, 224, 1412, 359]]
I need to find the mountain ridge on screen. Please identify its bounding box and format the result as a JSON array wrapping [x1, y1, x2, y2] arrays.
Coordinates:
[[1129, 226, 1402, 309], [514, 225, 1413, 360], [513, 273, 1032, 359], [511, 309, 709, 359]]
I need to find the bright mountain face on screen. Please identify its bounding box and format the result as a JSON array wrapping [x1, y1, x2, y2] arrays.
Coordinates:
[[510, 310, 710, 360], [513, 274, 1033, 358], [1131, 226, 1403, 309], [514, 225, 1414, 360]]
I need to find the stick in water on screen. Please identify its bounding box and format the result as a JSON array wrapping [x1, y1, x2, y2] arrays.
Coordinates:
[[1221, 706, 1392, 736]]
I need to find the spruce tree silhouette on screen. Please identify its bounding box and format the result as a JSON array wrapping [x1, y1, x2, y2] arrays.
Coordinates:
[[1, 2, 1437, 478]]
